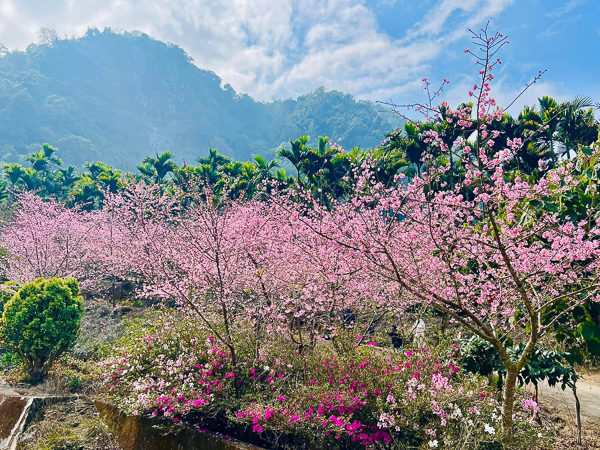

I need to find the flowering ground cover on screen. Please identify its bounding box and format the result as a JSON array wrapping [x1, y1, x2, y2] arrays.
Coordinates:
[[95, 313, 548, 449]]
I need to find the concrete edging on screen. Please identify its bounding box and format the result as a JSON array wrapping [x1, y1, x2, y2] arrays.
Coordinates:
[[94, 400, 265, 450]]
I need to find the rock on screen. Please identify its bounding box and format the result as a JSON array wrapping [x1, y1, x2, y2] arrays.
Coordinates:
[[112, 305, 133, 316]]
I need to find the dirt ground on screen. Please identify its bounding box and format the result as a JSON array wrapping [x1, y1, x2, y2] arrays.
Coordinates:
[[535, 370, 600, 449]]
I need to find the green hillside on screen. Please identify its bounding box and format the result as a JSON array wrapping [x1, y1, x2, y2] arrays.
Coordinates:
[[0, 28, 401, 170]]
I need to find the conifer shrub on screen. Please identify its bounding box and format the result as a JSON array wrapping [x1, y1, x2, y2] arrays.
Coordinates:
[[0, 281, 20, 315], [0, 277, 84, 381]]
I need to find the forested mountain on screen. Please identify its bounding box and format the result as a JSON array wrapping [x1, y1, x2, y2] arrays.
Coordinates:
[[0, 28, 401, 170]]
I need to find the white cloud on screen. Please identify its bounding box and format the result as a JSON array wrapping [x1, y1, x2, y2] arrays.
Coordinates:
[[406, 0, 480, 38], [0, 0, 514, 101], [546, 0, 584, 18]]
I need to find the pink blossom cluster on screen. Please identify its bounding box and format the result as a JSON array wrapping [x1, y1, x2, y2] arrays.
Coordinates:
[[234, 347, 499, 447], [0, 191, 111, 286]]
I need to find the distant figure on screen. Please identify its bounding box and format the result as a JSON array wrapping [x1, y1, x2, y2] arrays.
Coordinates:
[[366, 322, 375, 336], [413, 317, 426, 348], [389, 325, 403, 350], [343, 309, 355, 327]]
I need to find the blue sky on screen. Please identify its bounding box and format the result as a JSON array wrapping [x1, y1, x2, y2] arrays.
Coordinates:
[[0, 0, 598, 113], [372, 0, 600, 112]]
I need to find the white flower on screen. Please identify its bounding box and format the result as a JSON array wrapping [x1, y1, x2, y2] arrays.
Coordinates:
[[428, 440, 439, 448], [484, 423, 495, 435], [537, 433, 543, 438]]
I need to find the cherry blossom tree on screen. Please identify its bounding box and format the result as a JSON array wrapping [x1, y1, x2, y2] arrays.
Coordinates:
[[102, 181, 375, 392], [285, 27, 600, 439], [0, 191, 108, 286]]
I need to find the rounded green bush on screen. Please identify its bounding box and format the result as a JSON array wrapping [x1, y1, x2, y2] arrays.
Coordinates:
[[0, 277, 84, 381], [0, 281, 21, 353], [0, 281, 20, 315]]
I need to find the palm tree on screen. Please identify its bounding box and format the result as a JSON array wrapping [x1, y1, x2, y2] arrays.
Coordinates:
[[97, 169, 122, 193], [18, 168, 39, 191], [278, 136, 310, 182], [253, 155, 279, 178], [556, 96, 597, 159], [137, 163, 155, 181], [0, 180, 8, 203], [4, 163, 27, 186], [519, 97, 564, 166], [71, 176, 102, 210], [519, 96, 596, 164], [274, 168, 294, 185], [25, 144, 62, 173], [57, 166, 80, 191], [139, 151, 177, 183], [396, 123, 430, 177], [196, 148, 230, 172]]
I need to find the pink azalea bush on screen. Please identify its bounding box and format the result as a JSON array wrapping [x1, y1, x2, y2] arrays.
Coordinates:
[[100, 315, 239, 418], [98, 313, 544, 449], [235, 346, 505, 449]]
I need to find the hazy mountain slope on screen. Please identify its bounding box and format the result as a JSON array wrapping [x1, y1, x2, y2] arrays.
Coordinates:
[[0, 28, 402, 169]]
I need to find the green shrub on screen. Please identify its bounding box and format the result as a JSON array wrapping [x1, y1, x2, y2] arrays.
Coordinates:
[[0, 352, 20, 371], [0, 282, 21, 354], [0, 281, 20, 315], [0, 277, 84, 381]]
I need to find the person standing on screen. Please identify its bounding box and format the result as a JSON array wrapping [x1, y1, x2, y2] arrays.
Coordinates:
[[389, 325, 403, 350], [413, 317, 426, 348]]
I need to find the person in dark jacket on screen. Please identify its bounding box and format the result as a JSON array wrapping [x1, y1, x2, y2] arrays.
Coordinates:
[[389, 325, 403, 349], [343, 309, 355, 327]]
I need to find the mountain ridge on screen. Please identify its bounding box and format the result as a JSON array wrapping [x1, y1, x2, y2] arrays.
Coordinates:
[[0, 28, 402, 169]]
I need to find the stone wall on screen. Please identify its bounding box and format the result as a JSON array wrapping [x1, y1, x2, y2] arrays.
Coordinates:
[[95, 401, 264, 450]]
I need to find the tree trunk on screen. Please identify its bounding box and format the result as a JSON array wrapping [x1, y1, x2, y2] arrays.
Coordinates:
[[440, 312, 448, 335], [24, 356, 50, 383], [297, 317, 307, 385], [501, 368, 519, 442], [573, 385, 582, 445], [111, 278, 116, 308], [228, 344, 240, 398], [533, 383, 541, 424]]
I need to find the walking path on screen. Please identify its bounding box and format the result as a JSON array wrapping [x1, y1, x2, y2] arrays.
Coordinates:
[[0, 379, 18, 397], [538, 376, 600, 421]]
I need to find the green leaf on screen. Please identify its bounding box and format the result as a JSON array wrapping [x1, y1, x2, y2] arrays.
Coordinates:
[[580, 321, 598, 339]]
